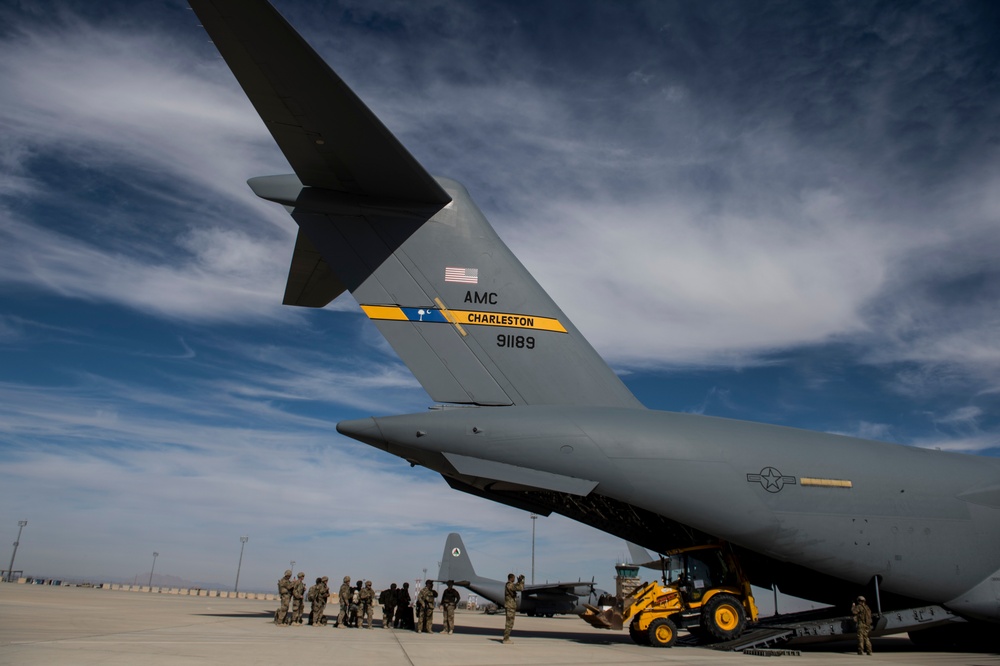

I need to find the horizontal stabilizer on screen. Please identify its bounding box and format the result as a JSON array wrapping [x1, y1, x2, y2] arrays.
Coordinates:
[[444, 452, 598, 495], [189, 0, 451, 204]]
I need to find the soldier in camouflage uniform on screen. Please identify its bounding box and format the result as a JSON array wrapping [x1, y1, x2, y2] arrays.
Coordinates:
[[502, 573, 524, 643], [852, 595, 873, 655], [318, 577, 331, 624], [441, 580, 461, 635], [359, 580, 377, 628], [291, 572, 306, 624], [274, 570, 293, 626], [306, 578, 320, 625], [336, 576, 351, 627], [416, 580, 438, 633], [350, 580, 363, 627]]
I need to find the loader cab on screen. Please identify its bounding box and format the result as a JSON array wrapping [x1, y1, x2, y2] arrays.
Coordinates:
[[670, 546, 739, 604]]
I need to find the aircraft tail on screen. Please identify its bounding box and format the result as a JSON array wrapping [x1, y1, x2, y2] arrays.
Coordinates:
[[191, 0, 643, 409], [437, 533, 481, 583]]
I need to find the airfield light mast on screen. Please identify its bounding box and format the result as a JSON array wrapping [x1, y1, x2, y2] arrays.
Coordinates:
[[5, 520, 27, 583], [148, 552, 159, 589], [235, 536, 248, 594], [530, 513, 538, 585]]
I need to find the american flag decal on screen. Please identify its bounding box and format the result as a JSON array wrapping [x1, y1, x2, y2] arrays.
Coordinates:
[[445, 267, 479, 284]]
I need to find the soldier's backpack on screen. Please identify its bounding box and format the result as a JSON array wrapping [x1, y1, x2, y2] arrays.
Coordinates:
[[378, 589, 388, 605]]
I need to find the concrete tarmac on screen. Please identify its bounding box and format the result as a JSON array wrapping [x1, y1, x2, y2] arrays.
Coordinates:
[[1, 585, 997, 665]]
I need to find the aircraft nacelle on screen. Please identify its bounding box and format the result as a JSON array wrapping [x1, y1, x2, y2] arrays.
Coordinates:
[[339, 404, 1000, 620]]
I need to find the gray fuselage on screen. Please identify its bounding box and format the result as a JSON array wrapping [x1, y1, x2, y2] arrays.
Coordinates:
[[339, 405, 1000, 622]]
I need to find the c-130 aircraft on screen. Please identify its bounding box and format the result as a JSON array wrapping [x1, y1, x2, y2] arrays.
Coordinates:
[[189, 0, 999, 642], [436, 533, 607, 617]]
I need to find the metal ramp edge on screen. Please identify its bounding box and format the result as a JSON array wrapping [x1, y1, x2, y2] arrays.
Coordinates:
[[705, 627, 796, 651]]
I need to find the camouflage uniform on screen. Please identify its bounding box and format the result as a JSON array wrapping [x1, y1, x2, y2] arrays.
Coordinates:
[[350, 581, 363, 627], [291, 573, 306, 624], [336, 577, 351, 627], [416, 581, 438, 633], [502, 574, 524, 643], [359, 581, 376, 628], [275, 570, 293, 625], [380, 583, 398, 629], [306, 579, 319, 625], [395, 582, 413, 630], [441, 581, 461, 634], [308, 577, 327, 625], [316, 577, 330, 624], [852, 596, 873, 655]]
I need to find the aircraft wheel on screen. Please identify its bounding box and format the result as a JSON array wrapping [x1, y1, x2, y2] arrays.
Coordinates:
[[629, 620, 649, 645], [647, 617, 678, 647], [701, 594, 746, 641]]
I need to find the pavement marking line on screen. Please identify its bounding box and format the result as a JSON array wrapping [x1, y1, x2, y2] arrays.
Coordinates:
[[388, 628, 417, 666]]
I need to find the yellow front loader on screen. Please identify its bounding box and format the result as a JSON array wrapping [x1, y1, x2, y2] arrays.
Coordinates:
[[581, 544, 758, 647]]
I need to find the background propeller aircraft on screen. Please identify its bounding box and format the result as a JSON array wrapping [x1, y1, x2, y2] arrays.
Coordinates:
[[437, 533, 605, 617]]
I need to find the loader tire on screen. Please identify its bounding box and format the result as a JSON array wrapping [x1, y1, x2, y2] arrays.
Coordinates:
[[701, 594, 746, 641], [647, 617, 678, 647]]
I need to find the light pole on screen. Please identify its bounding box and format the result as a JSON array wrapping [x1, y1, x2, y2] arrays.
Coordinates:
[[290, 560, 295, 573], [235, 536, 248, 594], [5, 520, 27, 583], [530, 513, 538, 584], [148, 552, 159, 589]]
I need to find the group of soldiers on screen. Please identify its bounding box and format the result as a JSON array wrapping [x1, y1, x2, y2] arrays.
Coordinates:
[[273, 570, 477, 636], [274, 570, 335, 626]]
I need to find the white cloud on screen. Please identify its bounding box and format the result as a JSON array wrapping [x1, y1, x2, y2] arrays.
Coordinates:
[[0, 17, 301, 323], [508, 190, 899, 367]]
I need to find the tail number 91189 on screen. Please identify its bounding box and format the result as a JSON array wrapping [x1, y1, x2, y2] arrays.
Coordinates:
[[497, 334, 535, 349]]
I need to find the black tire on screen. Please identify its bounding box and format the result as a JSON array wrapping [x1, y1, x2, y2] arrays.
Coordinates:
[[629, 620, 649, 645], [647, 617, 678, 647], [701, 594, 746, 641]]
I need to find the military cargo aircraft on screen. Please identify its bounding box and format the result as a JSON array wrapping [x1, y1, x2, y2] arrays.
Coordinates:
[[189, 0, 1000, 643], [436, 533, 605, 616]]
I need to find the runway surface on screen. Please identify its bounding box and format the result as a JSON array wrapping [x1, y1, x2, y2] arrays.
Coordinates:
[[1, 585, 997, 665]]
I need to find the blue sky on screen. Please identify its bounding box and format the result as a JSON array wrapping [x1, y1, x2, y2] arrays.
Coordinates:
[[1, 0, 999, 595]]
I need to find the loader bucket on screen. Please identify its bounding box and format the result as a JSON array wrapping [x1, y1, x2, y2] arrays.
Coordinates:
[[581, 604, 624, 631]]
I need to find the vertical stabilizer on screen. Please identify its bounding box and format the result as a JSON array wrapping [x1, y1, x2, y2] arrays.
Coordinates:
[[438, 533, 482, 583], [193, 0, 643, 409]]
